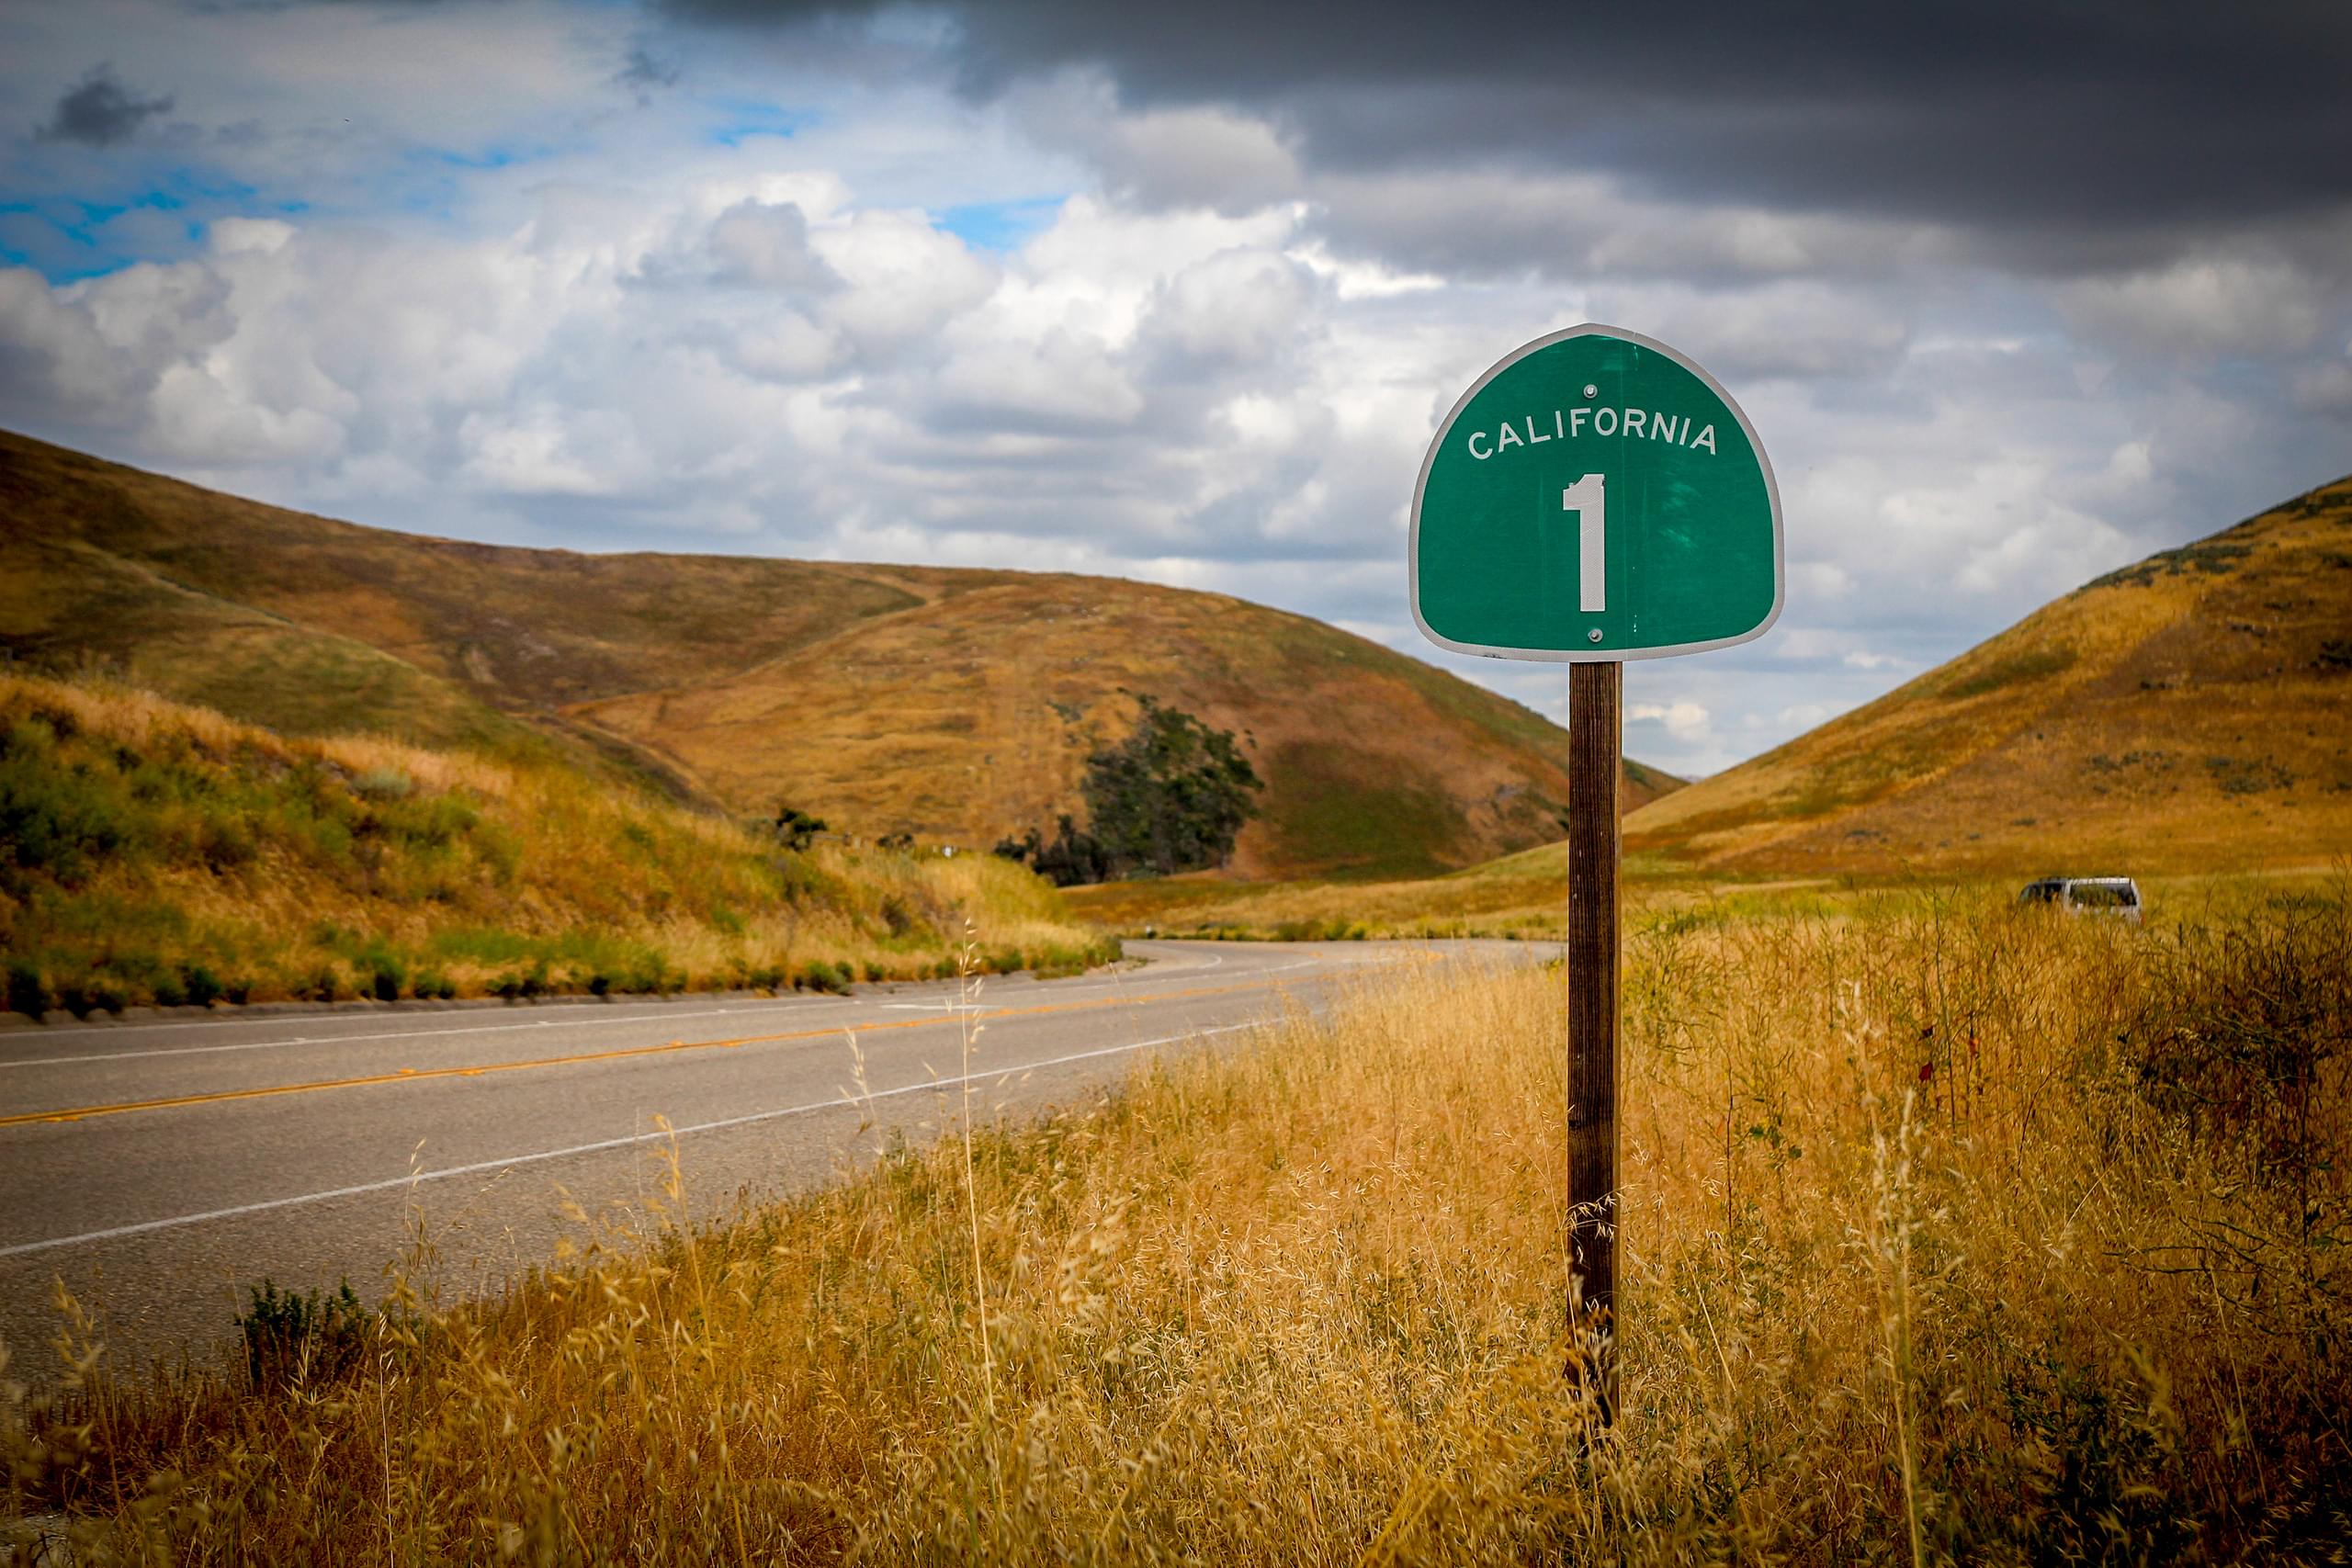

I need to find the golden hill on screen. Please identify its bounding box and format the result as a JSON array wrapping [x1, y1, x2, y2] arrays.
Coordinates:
[[1625, 475, 2352, 874], [0, 429, 1679, 881]]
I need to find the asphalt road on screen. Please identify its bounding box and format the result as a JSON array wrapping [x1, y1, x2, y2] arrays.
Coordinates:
[[0, 939, 1531, 1382]]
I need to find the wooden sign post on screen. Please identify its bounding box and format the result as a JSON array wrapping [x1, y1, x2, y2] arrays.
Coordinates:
[[1566, 660, 1622, 1416], [1409, 323, 1782, 1426]]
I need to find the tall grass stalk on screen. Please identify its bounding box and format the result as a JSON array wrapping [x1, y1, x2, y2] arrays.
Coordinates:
[[956, 930, 1001, 1452], [1871, 1095, 1929, 1568]]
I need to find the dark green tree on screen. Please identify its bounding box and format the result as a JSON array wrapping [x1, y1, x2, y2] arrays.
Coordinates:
[[1080, 697, 1261, 878]]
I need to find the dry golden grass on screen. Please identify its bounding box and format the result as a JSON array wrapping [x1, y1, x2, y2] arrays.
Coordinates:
[[8, 883, 2346, 1561], [1062, 844, 1729, 940], [0, 671, 1113, 1012], [1067, 850, 2347, 947]]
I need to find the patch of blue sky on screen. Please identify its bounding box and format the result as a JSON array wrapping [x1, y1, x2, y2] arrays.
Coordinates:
[[939, 196, 1066, 253], [431, 144, 536, 171], [702, 98, 819, 147], [0, 186, 214, 281], [379, 140, 559, 222]]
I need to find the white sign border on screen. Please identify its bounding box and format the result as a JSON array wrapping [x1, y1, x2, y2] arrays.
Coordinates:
[[1408, 321, 1784, 663]]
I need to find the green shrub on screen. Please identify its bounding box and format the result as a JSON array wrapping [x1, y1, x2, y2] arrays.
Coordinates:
[[199, 816, 256, 873], [604, 953, 677, 996], [6, 962, 47, 1019], [184, 964, 224, 1008], [0, 722, 136, 886], [305, 815, 355, 866], [311, 965, 344, 1002], [799, 960, 852, 995], [239, 1279, 373, 1393], [1028, 943, 1092, 979], [352, 767, 413, 802]]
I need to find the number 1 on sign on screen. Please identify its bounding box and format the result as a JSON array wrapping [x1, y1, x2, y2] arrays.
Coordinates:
[[1564, 473, 1606, 613]]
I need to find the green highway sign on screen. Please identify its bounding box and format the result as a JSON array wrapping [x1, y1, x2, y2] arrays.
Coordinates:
[[1411, 323, 1781, 661]]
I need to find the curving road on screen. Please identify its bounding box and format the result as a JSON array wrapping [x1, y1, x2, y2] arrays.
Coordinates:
[[0, 940, 1532, 1382]]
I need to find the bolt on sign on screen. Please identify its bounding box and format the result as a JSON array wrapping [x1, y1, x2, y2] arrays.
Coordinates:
[[1410, 323, 1781, 1425], [1411, 322, 1781, 660]]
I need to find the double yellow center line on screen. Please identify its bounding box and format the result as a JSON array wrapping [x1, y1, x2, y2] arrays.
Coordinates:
[[5, 976, 1298, 1129]]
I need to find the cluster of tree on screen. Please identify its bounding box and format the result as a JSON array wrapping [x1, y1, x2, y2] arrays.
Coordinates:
[[995, 698, 1261, 886], [767, 806, 828, 852], [760, 811, 936, 856], [992, 816, 1117, 887]]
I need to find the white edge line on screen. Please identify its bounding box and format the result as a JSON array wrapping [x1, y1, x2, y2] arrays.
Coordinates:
[[1, 953, 1332, 1070], [0, 1021, 1264, 1259]]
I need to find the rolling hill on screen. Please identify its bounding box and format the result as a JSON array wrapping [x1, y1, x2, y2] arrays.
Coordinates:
[[1624, 475, 2352, 874], [0, 429, 1679, 882]]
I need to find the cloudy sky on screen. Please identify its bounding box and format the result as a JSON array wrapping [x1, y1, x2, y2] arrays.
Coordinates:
[[4, 1, 2348, 776]]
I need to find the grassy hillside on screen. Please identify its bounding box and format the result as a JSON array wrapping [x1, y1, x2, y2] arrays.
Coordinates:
[[576, 576, 1682, 880], [13, 884, 2346, 1561], [1624, 475, 2352, 874], [0, 672, 1112, 1015], [0, 429, 1679, 882]]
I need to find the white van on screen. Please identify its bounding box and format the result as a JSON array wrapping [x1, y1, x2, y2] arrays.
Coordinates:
[[2016, 876, 2143, 924]]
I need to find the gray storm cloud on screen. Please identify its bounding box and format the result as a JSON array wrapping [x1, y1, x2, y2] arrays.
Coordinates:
[[36, 65, 175, 148], [659, 0, 2352, 262]]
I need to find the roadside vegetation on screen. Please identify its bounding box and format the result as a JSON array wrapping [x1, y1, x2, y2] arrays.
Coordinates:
[[1069, 841, 2346, 943], [1066, 841, 1784, 940], [7, 880, 2346, 1561], [0, 671, 1114, 1017]]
